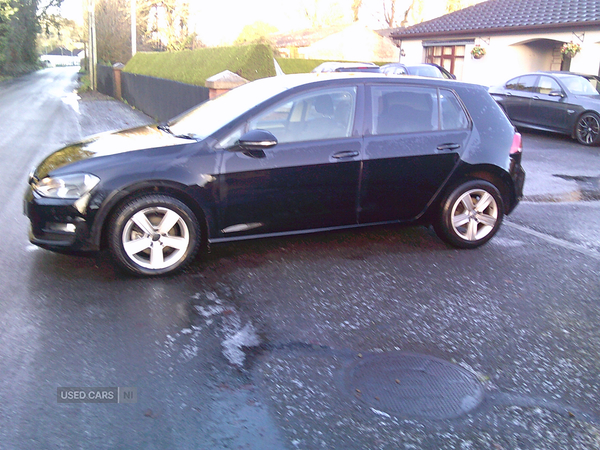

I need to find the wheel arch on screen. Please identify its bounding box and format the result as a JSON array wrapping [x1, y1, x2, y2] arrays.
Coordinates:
[[93, 181, 212, 251], [572, 109, 600, 143], [429, 164, 516, 218]]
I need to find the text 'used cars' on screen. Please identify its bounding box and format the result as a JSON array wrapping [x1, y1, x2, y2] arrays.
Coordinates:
[[25, 73, 525, 276]]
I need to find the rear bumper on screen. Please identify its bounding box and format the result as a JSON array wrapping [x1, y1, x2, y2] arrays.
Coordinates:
[[508, 157, 525, 214]]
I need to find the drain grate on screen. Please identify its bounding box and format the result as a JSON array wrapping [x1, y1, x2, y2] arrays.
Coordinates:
[[344, 352, 484, 420]]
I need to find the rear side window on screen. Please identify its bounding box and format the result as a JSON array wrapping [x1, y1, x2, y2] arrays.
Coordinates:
[[505, 75, 538, 92], [372, 86, 438, 135], [372, 86, 469, 135]]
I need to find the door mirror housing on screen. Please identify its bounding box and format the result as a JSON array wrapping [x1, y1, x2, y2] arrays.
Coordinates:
[[232, 129, 278, 151], [549, 90, 565, 98]]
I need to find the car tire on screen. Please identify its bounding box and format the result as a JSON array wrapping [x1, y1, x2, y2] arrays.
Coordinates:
[[575, 112, 600, 146], [433, 180, 504, 249], [108, 194, 201, 276]]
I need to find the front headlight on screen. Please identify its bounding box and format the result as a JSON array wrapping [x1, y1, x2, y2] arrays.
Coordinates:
[[33, 173, 100, 199]]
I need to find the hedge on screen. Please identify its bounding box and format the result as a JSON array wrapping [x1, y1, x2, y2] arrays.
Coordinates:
[[123, 44, 276, 86]]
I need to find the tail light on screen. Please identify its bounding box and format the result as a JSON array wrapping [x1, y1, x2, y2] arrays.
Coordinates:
[[510, 132, 522, 156]]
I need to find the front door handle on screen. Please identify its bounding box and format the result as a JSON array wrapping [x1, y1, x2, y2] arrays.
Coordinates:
[[437, 143, 461, 151], [332, 151, 360, 159]]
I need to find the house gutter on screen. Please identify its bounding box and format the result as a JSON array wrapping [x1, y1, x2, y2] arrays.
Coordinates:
[[391, 21, 600, 40]]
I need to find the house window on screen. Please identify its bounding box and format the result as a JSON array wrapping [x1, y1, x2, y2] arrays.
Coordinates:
[[425, 46, 465, 77]]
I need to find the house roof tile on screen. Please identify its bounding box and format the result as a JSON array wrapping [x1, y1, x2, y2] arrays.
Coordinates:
[[392, 0, 600, 39]]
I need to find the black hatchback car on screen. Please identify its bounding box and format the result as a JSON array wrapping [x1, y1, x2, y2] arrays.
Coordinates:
[[489, 71, 600, 146], [25, 73, 525, 276]]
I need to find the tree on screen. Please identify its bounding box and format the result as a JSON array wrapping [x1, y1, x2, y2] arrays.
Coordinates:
[[142, 0, 195, 52], [0, 0, 64, 75], [94, 0, 130, 63], [381, 0, 418, 28], [38, 16, 83, 54], [235, 21, 277, 45], [445, 0, 463, 13], [351, 0, 362, 22], [301, 0, 346, 28], [382, 0, 396, 28], [91, 0, 197, 64]]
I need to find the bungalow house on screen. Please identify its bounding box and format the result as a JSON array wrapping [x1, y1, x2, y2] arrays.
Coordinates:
[[390, 0, 600, 86], [41, 47, 85, 67], [271, 22, 400, 62]]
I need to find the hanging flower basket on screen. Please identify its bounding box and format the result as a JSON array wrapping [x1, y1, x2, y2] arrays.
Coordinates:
[[561, 41, 581, 59], [471, 45, 486, 59]]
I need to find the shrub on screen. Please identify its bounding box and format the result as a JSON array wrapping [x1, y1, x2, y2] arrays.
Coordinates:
[[123, 44, 276, 85]]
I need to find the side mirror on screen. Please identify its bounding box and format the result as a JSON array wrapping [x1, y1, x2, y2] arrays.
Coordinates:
[[549, 90, 565, 98], [234, 129, 278, 151]]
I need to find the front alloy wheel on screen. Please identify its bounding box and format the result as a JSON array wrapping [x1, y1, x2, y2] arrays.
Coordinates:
[[109, 195, 200, 276], [575, 112, 600, 146], [434, 180, 504, 249]]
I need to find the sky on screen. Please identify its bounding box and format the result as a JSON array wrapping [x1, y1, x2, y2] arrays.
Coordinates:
[[58, 0, 466, 46]]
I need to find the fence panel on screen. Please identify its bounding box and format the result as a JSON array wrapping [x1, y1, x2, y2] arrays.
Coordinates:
[[96, 65, 114, 97], [120, 72, 210, 122]]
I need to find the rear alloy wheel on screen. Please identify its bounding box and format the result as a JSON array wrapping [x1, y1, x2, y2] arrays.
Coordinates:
[[575, 112, 600, 146], [109, 195, 200, 276], [434, 180, 504, 249]]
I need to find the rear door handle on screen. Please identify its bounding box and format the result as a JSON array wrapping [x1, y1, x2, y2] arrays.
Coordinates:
[[332, 151, 360, 159], [437, 143, 461, 151]]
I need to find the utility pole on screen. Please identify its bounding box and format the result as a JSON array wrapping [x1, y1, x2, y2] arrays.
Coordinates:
[[131, 0, 137, 57], [88, 0, 97, 90]]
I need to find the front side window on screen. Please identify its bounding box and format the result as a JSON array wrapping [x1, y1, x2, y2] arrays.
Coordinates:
[[372, 86, 439, 135], [247, 87, 357, 144], [537, 76, 562, 95]]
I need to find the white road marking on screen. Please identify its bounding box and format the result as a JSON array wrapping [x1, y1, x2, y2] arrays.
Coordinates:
[[504, 221, 600, 261]]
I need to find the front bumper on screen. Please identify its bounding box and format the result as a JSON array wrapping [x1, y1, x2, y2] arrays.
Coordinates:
[[24, 187, 98, 252]]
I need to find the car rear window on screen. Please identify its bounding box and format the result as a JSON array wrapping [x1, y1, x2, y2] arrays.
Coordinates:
[[371, 86, 469, 135]]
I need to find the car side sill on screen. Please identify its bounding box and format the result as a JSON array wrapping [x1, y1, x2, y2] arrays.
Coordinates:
[[209, 220, 413, 244]]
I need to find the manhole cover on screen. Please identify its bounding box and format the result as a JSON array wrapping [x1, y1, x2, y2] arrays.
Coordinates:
[[344, 352, 484, 420]]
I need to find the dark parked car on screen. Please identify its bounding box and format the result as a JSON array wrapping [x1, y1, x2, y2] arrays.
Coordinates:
[[380, 63, 456, 79], [25, 73, 525, 276], [489, 71, 600, 146]]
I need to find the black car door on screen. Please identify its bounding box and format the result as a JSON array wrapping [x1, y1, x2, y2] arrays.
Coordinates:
[[359, 85, 470, 223], [529, 75, 570, 133], [217, 85, 363, 237], [501, 74, 539, 124]]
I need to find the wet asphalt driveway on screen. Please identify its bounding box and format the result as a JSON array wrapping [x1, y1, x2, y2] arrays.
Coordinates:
[[1, 68, 599, 449]]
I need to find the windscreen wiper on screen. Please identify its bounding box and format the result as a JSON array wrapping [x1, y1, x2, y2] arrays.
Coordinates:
[[157, 124, 199, 141]]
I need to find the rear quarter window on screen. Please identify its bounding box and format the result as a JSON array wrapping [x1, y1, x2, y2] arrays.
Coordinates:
[[440, 89, 470, 130]]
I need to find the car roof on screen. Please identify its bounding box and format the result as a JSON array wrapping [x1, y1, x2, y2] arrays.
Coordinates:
[[252, 72, 465, 91]]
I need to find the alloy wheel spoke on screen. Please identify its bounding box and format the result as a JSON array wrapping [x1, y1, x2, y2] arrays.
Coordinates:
[[453, 213, 470, 228], [474, 192, 493, 213], [478, 214, 497, 227], [131, 212, 156, 235], [466, 219, 478, 241], [123, 237, 152, 256], [150, 244, 165, 267], [158, 210, 181, 235], [461, 194, 475, 212], [161, 236, 188, 250]]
